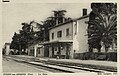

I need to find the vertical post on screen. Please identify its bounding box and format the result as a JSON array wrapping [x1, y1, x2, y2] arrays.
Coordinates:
[[56, 18, 58, 25], [34, 46, 37, 57], [28, 48, 29, 56], [56, 14, 59, 25], [19, 44, 21, 55], [42, 28, 45, 42], [74, 50, 76, 59], [59, 44, 61, 59], [43, 30, 45, 41]]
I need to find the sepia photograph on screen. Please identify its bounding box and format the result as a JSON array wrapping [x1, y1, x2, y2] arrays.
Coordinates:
[[1, 1, 117, 75]]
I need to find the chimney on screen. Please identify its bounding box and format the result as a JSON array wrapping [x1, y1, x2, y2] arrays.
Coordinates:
[[83, 9, 87, 16], [56, 19, 58, 25], [63, 18, 65, 23]]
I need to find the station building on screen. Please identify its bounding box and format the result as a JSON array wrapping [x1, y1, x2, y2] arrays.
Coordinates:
[[27, 9, 89, 59]]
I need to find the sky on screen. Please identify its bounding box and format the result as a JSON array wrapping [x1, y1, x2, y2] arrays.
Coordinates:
[[2, 3, 91, 46]]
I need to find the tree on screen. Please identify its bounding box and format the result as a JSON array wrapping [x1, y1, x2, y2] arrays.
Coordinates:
[[10, 32, 22, 54], [88, 3, 117, 53], [41, 10, 71, 41], [10, 10, 71, 55], [21, 21, 44, 47], [10, 21, 35, 55], [30, 21, 44, 42], [53, 10, 67, 24]]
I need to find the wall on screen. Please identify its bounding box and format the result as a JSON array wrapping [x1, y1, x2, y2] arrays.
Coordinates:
[[5, 45, 10, 55], [28, 44, 44, 57], [36, 45, 44, 57], [49, 22, 73, 42], [28, 46, 34, 56], [73, 17, 89, 54]]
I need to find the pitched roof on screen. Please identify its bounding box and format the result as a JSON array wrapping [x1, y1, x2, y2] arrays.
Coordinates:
[[49, 14, 89, 30], [48, 20, 73, 30]]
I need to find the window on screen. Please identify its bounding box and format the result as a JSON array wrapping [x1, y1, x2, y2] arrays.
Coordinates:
[[57, 30, 62, 38], [66, 28, 70, 36], [52, 33, 54, 39]]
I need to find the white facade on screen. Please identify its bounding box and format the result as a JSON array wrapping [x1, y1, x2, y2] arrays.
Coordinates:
[[73, 16, 89, 54], [49, 22, 73, 58], [49, 22, 73, 42], [28, 44, 44, 57], [27, 16, 89, 59], [48, 16, 89, 58], [4, 43, 11, 55]]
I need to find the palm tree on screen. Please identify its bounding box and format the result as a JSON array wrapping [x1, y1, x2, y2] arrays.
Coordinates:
[[53, 10, 67, 24], [88, 3, 117, 52], [89, 15, 117, 52]]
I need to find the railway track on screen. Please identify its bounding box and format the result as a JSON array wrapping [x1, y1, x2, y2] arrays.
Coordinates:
[[6, 56, 117, 73], [35, 60, 114, 73], [4, 56, 73, 73]]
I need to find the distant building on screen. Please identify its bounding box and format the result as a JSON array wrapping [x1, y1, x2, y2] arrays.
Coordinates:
[[3, 43, 11, 55]]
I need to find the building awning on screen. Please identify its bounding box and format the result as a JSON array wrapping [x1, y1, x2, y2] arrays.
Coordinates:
[[38, 40, 73, 45]]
